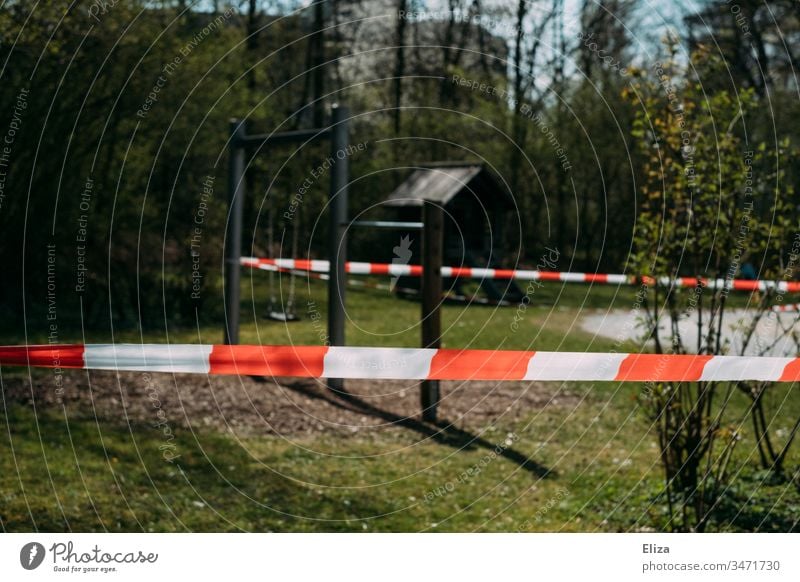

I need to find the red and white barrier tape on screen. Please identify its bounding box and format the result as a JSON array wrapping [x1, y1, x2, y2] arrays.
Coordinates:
[[249, 261, 510, 306], [772, 303, 800, 313], [3, 344, 800, 382], [241, 257, 800, 293]]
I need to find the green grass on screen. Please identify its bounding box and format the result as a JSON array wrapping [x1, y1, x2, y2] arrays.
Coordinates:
[[1, 277, 799, 532], [0, 396, 665, 532], [3, 389, 798, 532], [2, 273, 791, 348]]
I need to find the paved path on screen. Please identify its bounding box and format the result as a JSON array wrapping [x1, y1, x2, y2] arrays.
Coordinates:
[[580, 308, 800, 357]]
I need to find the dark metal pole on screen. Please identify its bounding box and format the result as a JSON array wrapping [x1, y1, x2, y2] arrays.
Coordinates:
[[224, 119, 246, 345], [421, 201, 443, 422], [327, 105, 349, 391]]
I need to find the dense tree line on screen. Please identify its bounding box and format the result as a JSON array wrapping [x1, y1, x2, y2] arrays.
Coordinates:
[[0, 0, 797, 337]]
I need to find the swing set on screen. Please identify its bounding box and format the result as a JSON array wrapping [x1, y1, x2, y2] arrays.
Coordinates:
[[224, 105, 444, 419], [263, 203, 300, 322], [223, 108, 347, 346]]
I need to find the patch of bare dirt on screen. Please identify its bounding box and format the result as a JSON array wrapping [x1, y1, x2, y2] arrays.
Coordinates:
[[3, 369, 580, 437]]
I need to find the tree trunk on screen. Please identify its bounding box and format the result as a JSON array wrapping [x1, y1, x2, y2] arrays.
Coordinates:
[[393, 0, 408, 135]]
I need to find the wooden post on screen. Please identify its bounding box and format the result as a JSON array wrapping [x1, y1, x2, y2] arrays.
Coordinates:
[[327, 105, 349, 392], [421, 201, 443, 422], [224, 119, 246, 345]]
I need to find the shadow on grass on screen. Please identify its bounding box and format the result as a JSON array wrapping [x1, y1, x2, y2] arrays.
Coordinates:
[[0, 403, 395, 532], [278, 378, 553, 478], [703, 472, 800, 532]]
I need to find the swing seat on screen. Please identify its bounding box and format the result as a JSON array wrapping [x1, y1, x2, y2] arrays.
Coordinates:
[[266, 310, 299, 322], [264, 302, 300, 322]]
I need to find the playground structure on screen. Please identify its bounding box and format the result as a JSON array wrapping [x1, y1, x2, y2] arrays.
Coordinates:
[[224, 105, 352, 394], [384, 162, 524, 303], [223, 105, 800, 422], [224, 107, 345, 348], [224, 105, 446, 419]]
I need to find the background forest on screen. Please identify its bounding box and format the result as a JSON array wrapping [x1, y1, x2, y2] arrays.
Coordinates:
[[1, 0, 797, 334]]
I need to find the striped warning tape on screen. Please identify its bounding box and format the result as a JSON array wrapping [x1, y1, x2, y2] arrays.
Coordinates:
[[241, 257, 800, 293], [249, 261, 511, 306], [2, 344, 800, 382], [772, 303, 800, 313]]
